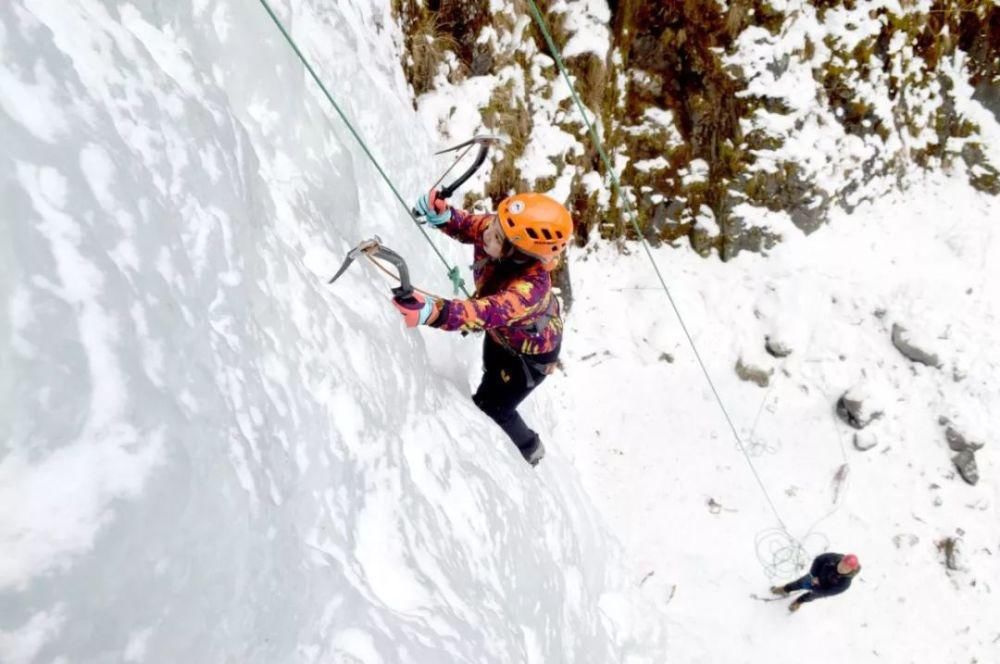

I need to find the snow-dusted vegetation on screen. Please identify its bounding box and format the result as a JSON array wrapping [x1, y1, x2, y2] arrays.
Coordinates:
[[402, 0, 999, 256]]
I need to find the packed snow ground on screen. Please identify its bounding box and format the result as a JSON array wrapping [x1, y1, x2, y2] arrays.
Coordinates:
[[551, 173, 1000, 663], [3, 1, 999, 664]]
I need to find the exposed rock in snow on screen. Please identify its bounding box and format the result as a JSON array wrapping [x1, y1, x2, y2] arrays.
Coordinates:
[[937, 536, 962, 572], [891, 323, 942, 368], [836, 384, 885, 430], [764, 335, 793, 358], [944, 426, 984, 453], [735, 357, 772, 387], [952, 450, 980, 486], [853, 430, 878, 451]]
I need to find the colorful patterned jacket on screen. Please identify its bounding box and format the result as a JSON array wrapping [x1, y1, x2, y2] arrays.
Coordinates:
[[429, 207, 562, 355]]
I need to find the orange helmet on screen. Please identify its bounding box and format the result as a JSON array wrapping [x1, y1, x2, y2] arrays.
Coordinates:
[[496, 193, 573, 265]]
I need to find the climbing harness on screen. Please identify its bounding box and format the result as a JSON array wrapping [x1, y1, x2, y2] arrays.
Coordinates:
[[488, 329, 559, 389]]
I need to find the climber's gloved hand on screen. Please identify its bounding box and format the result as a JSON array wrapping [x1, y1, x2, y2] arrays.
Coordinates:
[[392, 291, 438, 328], [414, 189, 451, 226]]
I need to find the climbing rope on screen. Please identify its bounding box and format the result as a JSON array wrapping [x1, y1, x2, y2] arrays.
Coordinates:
[[525, 0, 801, 553], [744, 383, 784, 458], [744, 361, 851, 574], [257, 0, 469, 297]]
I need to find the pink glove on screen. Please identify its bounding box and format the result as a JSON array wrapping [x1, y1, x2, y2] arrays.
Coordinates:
[[392, 292, 438, 328], [428, 189, 449, 214]]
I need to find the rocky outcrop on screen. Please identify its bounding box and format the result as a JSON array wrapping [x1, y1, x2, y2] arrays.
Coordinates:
[[395, 2, 1000, 259]]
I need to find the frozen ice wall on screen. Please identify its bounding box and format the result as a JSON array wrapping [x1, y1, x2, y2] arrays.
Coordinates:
[[0, 2, 655, 662]]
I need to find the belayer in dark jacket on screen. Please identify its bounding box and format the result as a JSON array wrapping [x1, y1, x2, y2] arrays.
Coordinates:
[[392, 190, 572, 466], [771, 552, 861, 612]]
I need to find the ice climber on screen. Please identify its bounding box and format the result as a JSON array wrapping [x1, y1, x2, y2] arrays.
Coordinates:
[[771, 552, 861, 612], [391, 190, 572, 467]]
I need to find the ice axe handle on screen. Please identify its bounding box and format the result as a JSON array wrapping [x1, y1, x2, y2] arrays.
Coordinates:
[[392, 285, 417, 303], [439, 142, 490, 199], [372, 245, 414, 298]]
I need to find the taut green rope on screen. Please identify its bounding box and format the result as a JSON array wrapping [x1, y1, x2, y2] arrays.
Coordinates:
[[257, 0, 468, 297], [525, 0, 794, 539]]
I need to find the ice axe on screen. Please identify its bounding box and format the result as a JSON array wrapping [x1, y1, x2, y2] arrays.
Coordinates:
[[327, 236, 417, 301], [412, 134, 508, 219], [326, 237, 475, 335]]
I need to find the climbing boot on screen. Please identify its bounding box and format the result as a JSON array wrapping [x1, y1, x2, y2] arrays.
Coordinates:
[[519, 437, 546, 467]]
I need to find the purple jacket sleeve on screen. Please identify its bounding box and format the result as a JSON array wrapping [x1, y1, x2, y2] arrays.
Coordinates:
[[432, 270, 551, 333], [436, 207, 492, 245]]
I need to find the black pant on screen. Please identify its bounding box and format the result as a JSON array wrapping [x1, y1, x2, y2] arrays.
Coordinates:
[[472, 334, 559, 452], [783, 575, 817, 603]]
